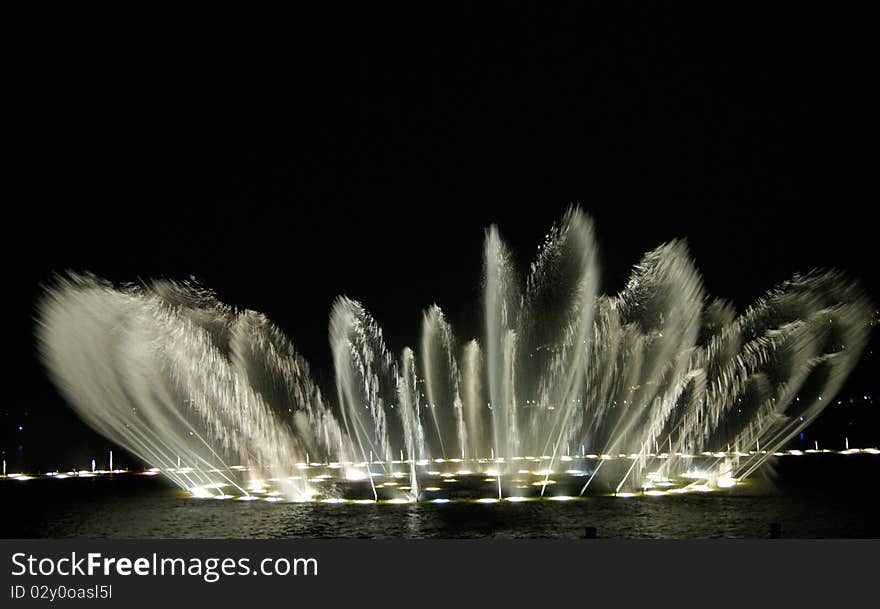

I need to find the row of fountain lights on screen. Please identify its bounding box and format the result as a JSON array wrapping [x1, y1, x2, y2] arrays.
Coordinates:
[[3, 446, 878, 504]]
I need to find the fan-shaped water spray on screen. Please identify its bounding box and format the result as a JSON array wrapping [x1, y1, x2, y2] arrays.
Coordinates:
[[37, 207, 873, 501]]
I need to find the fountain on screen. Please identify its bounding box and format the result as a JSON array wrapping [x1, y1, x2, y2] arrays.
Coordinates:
[[36, 207, 873, 501]]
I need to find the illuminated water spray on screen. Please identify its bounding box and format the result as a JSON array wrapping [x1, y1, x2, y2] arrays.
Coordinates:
[[37, 207, 872, 500]]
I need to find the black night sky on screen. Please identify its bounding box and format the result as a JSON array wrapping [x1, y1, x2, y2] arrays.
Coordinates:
[[3, 5, 877, 470]]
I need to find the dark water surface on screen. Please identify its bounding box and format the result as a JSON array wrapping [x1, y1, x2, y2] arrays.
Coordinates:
[[3, 457, 878, 539]]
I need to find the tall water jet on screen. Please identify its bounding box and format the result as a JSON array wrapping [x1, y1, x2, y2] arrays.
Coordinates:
[[517, 207, 599, 465], [461, 340, 488, 459], [396, 347, 424, 497], [330, 297, 398, 467], [483, 226, 520, 461], [420, 305, 466, 459], [597, 241, 704, 489]]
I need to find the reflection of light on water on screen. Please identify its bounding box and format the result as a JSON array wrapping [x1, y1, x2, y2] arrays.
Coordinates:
[[615, 492, 636, 498], [715, 476, 737, 489], [476, 498, 499, 504], [431, 498, 450, 504], [644, 490, 665, 497], [547, 496, 575, 502], [505, 496, 530, 503]]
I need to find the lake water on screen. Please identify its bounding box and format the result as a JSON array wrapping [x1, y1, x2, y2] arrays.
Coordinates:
[[3, 456, 878, 539]]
